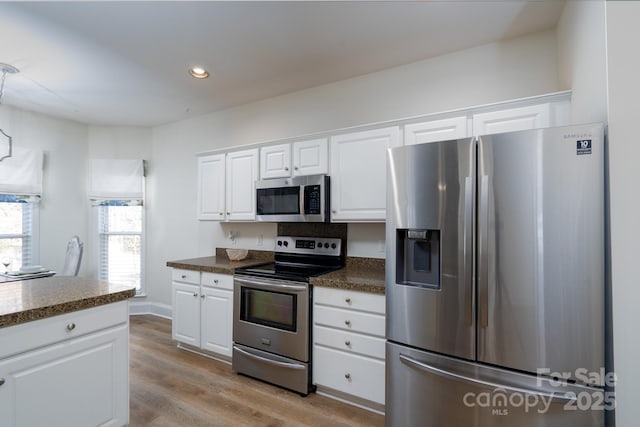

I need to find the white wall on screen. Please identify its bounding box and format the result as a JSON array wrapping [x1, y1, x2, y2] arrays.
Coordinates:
[[557, 0, 608, 124], [606, 2, 640, 425], [0, 106, 89, 274], [147, 29, 560, 306]]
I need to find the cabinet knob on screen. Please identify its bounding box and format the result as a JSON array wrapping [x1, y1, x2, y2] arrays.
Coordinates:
[[294, 166, 299, 170], [193, 292, 198, 297], [66, 323, 76, 331], [344, 319, 351, 326], [345, 297, 351, 304], [345, 340, 351, 347], [332, 210, 337, 214], [344, 373, 351, 380], [181, 275, 187, 279], [201, 294, 205, 299], [214, 279, 219, 284], [284, 166, 289, 171], [219, 212, 223, 216], [227, 212, 230, 216], [0, 378, 4, 386]]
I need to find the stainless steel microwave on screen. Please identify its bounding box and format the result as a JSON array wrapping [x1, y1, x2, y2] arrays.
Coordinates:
[[255, 175, 329, 222]]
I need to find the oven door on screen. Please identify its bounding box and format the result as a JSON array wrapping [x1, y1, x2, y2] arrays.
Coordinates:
[[233, 275, 310, 362]]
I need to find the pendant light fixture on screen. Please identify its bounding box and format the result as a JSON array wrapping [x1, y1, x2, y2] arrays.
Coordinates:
[[0, 63, 19, 162]]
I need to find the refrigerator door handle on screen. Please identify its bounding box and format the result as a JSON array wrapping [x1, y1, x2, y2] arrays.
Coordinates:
[[478, 174, 490, 328], [398, 353, 577, 403], [463, 176, 474, 326]]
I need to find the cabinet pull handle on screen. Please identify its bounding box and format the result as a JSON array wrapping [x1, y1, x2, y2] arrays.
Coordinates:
[[345, 297, 351, 304], [345, 340, 351, 346], [344, 373, 351, 380], [0, 378, 4, 386], [344, 320, 351, 326], [66, 323, 76, 331]]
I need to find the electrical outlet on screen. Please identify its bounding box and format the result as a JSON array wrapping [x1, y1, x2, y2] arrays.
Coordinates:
[[257, 234, 264, 246], [378, 240, 385, 253]]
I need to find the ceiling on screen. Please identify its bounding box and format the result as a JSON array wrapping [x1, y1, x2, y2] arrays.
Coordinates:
[[0, 1, 566, 127]]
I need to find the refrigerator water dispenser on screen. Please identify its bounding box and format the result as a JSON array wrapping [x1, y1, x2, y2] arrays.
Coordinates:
[[396, 229, 440, 289]]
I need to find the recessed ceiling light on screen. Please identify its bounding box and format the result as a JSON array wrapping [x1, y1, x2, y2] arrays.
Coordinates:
[[189, 67, 209, 79]]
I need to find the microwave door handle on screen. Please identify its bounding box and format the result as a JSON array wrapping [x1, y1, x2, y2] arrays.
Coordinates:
[[299, 184, 305, 215]]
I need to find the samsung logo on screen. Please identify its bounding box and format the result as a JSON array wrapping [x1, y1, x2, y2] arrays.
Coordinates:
[[564, 133, 591, 139]]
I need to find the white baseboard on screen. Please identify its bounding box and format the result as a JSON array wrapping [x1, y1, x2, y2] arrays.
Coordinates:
[[128, 300, 172, 319]]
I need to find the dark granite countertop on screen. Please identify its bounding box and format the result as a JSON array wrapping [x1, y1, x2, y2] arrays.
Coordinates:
[[167, 250, 385, 295], [0, 276, 136, 328], [310, 257, 385, 295], [166, 248, 274, 275]]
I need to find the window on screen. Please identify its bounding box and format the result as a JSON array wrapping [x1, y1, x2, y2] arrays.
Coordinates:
[[98, 202, 144, 295], [0, 195, 38, 272]]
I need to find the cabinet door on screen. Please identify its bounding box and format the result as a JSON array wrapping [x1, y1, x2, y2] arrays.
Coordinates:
[[226, 148, 259, 221], [472, 104, 550, 136], [172, 282, 201, 347], [0, 325, 129, 427], [197, 154, 226, 220], [404, 116, 469, 145], [292, 138, 328, 176], [200, 287, 233, 357], [330, 126, 401, 221], [260, 144, 291, 179]]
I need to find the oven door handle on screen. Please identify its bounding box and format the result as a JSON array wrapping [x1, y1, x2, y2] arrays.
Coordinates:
[[234, 276, 308, 292], [234, 346, 306, 370]]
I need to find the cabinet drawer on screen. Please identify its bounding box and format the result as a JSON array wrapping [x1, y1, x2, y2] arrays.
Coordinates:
[[313, 346, 385, 405], [172, 268, 201, 285], [314, 325, 385, 359], [201, 272, 233, 290], [314, 305, 385, 337], [0, 301, 128, 360], [314, 286, 385, 314]]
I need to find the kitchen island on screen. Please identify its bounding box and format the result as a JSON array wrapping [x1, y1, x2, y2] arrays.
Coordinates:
[[0, 276, 135, 427]]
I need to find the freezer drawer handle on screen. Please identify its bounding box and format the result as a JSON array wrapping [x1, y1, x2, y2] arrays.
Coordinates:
[[234, 346, 305, 370], [399, 354, 577, 403]]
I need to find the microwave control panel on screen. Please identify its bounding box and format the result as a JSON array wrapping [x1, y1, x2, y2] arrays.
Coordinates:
[[303, 185, 321, 214]]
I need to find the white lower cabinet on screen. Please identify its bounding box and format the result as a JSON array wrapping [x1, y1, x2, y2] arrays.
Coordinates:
[[313, 287, 386, 408], [171, 269, 234, 359], [0, 302, 129, 427]]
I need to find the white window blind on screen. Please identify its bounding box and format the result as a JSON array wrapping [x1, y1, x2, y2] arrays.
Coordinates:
[[0, 147, 44, 196], [0, 196, 38, 272], [89, 159, 144, 201], [91, 159, 145, 296]]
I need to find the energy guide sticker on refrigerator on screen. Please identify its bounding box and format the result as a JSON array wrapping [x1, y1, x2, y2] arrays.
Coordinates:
[[385, 123, 608, 427]]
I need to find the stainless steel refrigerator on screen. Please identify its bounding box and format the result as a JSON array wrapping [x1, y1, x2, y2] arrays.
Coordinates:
[[386, 123, 607, 427]]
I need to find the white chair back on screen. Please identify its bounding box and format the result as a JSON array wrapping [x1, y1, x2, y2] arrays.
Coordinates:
[[61, 236, 83, 276]]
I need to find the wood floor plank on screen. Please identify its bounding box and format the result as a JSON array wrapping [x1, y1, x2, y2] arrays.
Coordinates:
[[129, 315, 384, 427]]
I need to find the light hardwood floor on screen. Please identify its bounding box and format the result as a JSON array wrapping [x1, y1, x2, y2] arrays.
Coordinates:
[[129, 315, 385, 426]]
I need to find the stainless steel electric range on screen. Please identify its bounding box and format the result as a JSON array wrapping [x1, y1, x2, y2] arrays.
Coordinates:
[[232, 235, 343, 395]]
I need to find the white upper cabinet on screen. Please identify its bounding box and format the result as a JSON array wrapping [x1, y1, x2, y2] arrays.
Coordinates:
[[472, 103, 551, 136], [197, 154, 226, 220], [330, 126, 401, 222], [292, 138, 328, 176], [226, 148, 258, 221], [404, 116, 470, 145], [260, 144, 291, 179], [260, 138, 328, 179]]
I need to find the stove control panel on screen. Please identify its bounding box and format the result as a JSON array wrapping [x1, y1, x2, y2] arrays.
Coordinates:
[[275, 236, 342, 256]]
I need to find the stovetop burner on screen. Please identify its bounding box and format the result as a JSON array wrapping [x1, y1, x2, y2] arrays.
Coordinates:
[[234, 235, 343, 282]]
